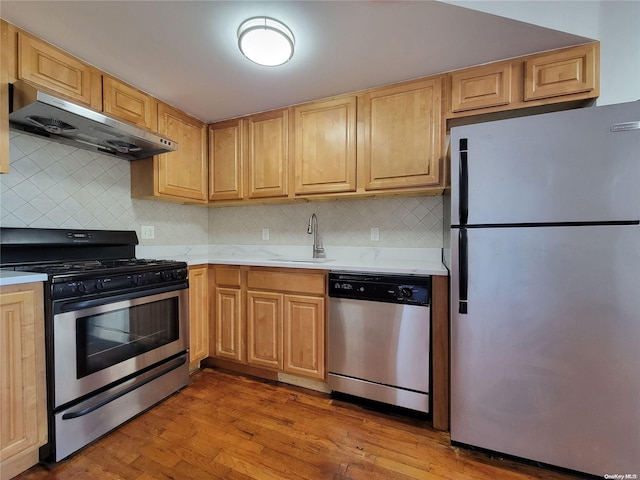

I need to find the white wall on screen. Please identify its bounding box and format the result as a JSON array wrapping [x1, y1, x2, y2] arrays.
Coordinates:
[[445, 1, 640, 105]]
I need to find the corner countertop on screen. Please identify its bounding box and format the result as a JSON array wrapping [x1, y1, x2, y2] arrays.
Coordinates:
[[137, 245, 449, 276], [0, 270, 48, 287]]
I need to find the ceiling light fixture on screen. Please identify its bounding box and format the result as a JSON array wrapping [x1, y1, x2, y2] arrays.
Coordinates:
[[237, 17, 295, 67]]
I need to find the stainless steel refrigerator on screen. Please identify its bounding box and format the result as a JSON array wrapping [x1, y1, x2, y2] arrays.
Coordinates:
[[445, 101, 639, 477]]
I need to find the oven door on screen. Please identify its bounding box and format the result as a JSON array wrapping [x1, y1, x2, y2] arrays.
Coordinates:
[[52, 286, 188, 409]]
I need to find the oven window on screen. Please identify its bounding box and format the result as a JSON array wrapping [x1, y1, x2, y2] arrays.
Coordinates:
[[76, 297, 180, 378]]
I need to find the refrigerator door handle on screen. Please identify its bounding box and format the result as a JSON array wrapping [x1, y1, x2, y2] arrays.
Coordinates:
[[459, 139, 468, 225], [459, 228, 468, 314]]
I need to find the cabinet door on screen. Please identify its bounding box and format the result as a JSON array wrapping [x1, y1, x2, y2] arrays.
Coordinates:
[[362, 78, 442, 190], [247, 291, 283, 369], [18, 32, 102, 110], [283, 294, 325, 380], [450, 63, 512, 112], [247, 109, 288, 198], [0, 284, 47, 479], [188, 266, 209, 366], [103, 76, 157, 131], [293, 96, 357, 195], [524, 43, 597, 101], [209, 119, 244, 201], [156, 103, 208, 202], [214, 287, 243, 362], [1, 21, 10, 173]]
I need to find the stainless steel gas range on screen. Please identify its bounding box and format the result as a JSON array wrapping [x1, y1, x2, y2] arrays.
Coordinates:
[[0, 227, 190, 463]]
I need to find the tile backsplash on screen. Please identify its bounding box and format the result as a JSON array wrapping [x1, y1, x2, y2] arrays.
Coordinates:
[[2, 133, 444, 248], [208, 196, 443, 248], [1, 132, 208, 245]]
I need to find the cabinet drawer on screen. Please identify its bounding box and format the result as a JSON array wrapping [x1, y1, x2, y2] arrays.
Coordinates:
[[215, 266, 242, 287], [450, 63, 512, 112], [247, 269, 325, 295], [524, 44, 597, 101]]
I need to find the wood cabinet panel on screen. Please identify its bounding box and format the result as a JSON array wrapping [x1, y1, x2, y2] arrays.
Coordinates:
[[247, 290, 283, 369], [155, 103, 208, 201], [451, 63, 512, 112], [247, 269, 325, 295], [17, 31, 102, 110], [214, 287, 243, 362], [0, 283, 47, 479], [209, 119, 244, 201], [362, 78, 442, 190], [247, 109, 288, 198], [525, 43, 597, 101], [214, 266, 242, 287], [103, 75, 157, 131], [283, 295, 325, 380], [1, 21, 11, 173], [188, 266, 209, 367], [293, 96, 357, 195]]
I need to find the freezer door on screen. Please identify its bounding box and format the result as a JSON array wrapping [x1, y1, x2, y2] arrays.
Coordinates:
[[450, 101, 640, 225], [450, 224, 640, 476]]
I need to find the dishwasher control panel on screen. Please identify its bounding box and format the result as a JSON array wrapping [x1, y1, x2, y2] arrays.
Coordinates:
[[328, 272, 430, 305]]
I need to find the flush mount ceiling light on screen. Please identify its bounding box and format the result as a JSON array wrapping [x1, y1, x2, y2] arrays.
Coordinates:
[[237, 17, 295, 67]]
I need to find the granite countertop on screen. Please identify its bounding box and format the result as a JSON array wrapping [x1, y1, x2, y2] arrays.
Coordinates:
[[137, 245, 449, 276], [0, 270, 48, 287]]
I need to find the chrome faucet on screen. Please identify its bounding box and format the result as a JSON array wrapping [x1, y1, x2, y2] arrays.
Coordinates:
[[307, 213, 326, 258]]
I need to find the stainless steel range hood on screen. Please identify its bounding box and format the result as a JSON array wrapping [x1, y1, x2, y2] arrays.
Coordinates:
[[9, 80, 178, 160]]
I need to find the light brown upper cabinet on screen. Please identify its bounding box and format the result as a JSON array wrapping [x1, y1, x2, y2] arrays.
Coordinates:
[[293, 96, 357, 195], [209, 118, 244, 201], [131, 103, 208, 203], [17, 31, 102, 111], [361, 77, 442, 190], [246, 109, 289, 199], [524, 43, 598, 101], [446, 42, 600, 119], [450, 62, 513, 113], [1, 21, 11, 173], [102, 75, 158, 131]]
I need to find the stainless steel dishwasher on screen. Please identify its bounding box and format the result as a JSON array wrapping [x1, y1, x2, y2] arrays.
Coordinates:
[[328, 271, 431, 413]]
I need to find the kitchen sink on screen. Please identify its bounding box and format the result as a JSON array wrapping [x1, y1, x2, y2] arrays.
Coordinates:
[[268, 257, 335, 264]]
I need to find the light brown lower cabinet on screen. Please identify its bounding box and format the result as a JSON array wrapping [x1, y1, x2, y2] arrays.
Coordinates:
[[210, 266, 327, 381], [283, 294, 325, 379], [188, 266, 209, 368], [0, 282, 47, 480], [247, 290, 283, 370]]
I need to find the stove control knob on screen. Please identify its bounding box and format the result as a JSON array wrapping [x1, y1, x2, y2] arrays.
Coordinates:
[[77, 283, 88, 294], [162, 271, 172, 281], [400, 287, 413, 299], [130, 275, 140, 286], [96, 280, 105, 291]]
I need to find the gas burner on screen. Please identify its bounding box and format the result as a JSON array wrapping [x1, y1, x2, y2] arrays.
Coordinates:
[[26, 116, 78, 135]]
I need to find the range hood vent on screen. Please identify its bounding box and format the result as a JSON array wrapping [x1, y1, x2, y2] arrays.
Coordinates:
[[9, 81, 178, 160]]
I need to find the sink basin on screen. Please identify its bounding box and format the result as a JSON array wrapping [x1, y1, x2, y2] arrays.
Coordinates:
[[268, 257, 334, 264]]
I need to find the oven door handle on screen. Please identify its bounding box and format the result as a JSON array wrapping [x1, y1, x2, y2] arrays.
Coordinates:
[[61, 356, 187, 420], [56, 282, 188, 313]]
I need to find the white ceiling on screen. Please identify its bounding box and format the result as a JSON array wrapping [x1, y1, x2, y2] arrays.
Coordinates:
[[1, 1, 591, 124]]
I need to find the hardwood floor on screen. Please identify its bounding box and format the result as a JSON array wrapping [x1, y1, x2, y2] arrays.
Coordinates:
[[15, 369, 586, 480]]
